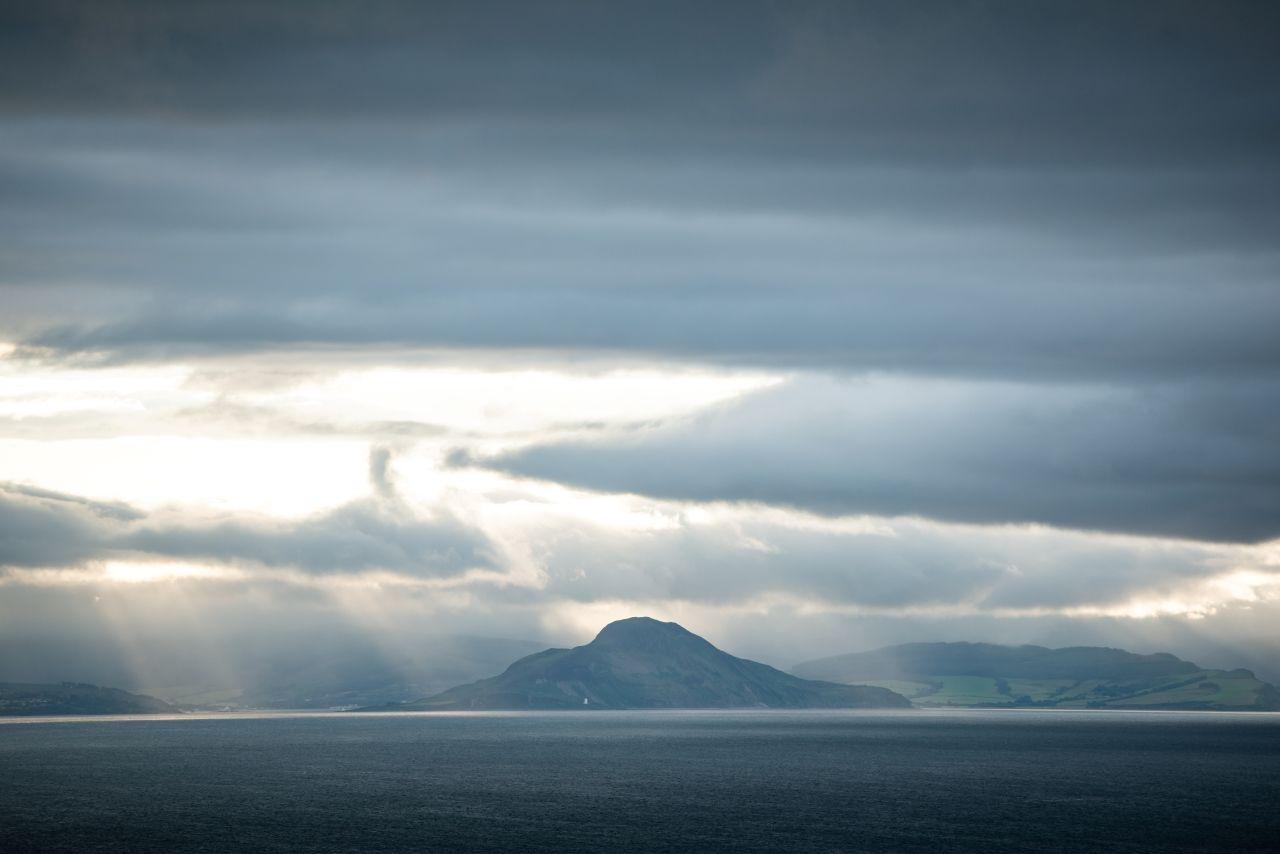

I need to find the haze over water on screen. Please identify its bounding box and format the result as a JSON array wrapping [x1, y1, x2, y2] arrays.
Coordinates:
[[3, 710, 1278, 853]]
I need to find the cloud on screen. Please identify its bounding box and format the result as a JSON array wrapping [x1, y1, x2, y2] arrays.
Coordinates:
[[121, 502, 492, 577], [5, 452, 1278, 689], [0, 2, 1276, 378], [0, 482, 142, 522], [7, 447, 1265, 614], [0, 448, 494, 577], [2, 1, 1279, 684], [6, 499, 1276, 683], [486, 376, 1280, 543], [368, 445, 396, 499], [0, 485, 121, 568], [4, 475, 1265, 615], [4, 2, 1276, 167], [515, 511, 1239, 613]]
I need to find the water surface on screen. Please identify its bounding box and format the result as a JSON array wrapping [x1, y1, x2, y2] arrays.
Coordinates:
[[2, 709, 1277, 852]]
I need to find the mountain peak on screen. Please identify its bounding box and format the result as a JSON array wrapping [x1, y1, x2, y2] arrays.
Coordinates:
[[591, 617, 703, 647]]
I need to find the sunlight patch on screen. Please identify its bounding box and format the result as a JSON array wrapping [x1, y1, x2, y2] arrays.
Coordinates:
[[103, 561, 241, 584]]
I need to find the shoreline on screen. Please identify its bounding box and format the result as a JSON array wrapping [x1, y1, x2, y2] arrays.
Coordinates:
[[3, 705, 1279, 725]]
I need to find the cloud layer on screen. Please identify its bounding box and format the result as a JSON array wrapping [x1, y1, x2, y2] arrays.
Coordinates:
[[1, 1, 1277, 380], [489, 376, 1280, 543], [2, 2, 1279, 686], [0, 449, 494, 578]]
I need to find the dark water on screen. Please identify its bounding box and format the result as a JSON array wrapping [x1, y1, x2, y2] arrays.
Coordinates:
[[2, 710, 1278, 853]]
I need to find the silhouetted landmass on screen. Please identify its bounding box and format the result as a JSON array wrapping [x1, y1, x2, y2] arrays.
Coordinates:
[[384, 618, 911, 711], [0, 682, 178, 716], [792, 642, 1280, 711]]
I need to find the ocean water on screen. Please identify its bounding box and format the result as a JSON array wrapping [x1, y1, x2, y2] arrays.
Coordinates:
[[1, 709, 1278, 853]]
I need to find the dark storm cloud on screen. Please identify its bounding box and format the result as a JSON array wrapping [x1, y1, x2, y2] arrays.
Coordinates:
[[1, 1, 1278, 379], [4, 0, 1276, 166], [486, 377, 1280, 543], [0, 451, 495, 577]]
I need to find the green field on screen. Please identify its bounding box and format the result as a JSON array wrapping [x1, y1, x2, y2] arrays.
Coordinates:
[[798, 641, 1280, 711], [1101, 671, 1270, 709], [139, 685, 246, 707], [854, 680, 935, 699], [856, 670, 1276, 710]]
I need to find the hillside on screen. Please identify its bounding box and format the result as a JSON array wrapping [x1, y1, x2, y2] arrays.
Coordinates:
[[792, 642, 1280, 711], [0, 682, 178, 716], [388, 618, 911, 711]]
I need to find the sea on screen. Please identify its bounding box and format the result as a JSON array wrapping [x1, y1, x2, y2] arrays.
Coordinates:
[[1, 709, 1277, 853]]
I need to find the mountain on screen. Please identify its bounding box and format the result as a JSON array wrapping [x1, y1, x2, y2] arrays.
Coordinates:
[[0, 682, 178, 716], [387, 617, 911, 710], [792, 642, 1280, 711]]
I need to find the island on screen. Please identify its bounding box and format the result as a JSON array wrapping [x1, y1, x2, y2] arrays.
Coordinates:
[[792, 642, 1280, 711], [378, 617, 911, 710]]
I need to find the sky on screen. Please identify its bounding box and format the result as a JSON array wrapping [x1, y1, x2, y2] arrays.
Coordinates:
[[2, 0, 1279, 687]]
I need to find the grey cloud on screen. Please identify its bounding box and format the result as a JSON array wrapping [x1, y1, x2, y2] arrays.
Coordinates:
[[4, 0, 1279, 688], [195, 487, 1237, 617], [368, 445, 395, 500], [0, 487, 120, 568], [0, 450, 494, 577], [529, 520, 1003, 610], [121, 500, 491, 576], [0, 2, 1277, 380], [0, 482, 142, 522], [521, 514, 1228, 612], [4, 462, 1239, 612], [486, 376, 1280, 543], [3, 1, 1276, 168], [3, 477, 1269, 684], [11, 255, 1278, 382]]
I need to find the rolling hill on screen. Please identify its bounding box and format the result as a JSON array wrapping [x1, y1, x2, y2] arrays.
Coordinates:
[[792, 642, 1280, 711], [0, 682, 178, 716]]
